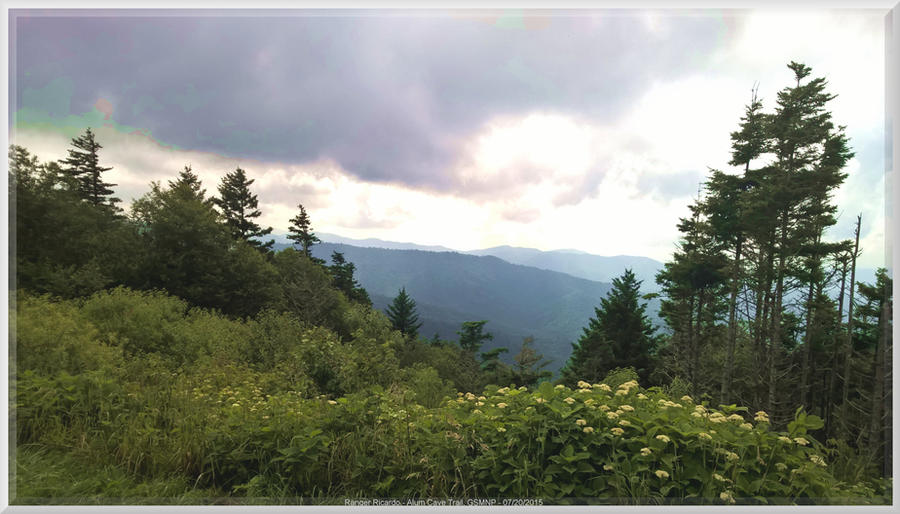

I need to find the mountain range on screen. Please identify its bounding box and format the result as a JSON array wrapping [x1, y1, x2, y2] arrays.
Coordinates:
[[272, 234, 665, 371]]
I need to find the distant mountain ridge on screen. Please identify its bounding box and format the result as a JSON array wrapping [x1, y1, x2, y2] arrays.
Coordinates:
[[274, 232, 666, 289], [271, 237, 664, 371]]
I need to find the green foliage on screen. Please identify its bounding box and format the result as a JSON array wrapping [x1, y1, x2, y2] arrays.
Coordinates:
[[286, 203, 321, 260], [457, 320, 493, 354], [213, 167, 274, 253], [562, 269, 660, 386], [13, 294, 124, 376], [60, 128, 119, 208], [505, 336, 553, 388], [328, 251, 371, 306], [385, 287, 423, 339]]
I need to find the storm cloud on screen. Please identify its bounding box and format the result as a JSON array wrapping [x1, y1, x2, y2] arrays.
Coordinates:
[[12, 11, 732, 192]]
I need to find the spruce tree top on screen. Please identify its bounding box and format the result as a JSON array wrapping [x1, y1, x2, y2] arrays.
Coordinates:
[[61, 127, 119, 208]]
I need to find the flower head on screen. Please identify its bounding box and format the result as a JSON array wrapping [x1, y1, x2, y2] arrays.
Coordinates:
[[641, 447, 652, 456], [713, 473, 727, 482], [497, 427, 506, 433], [654, 470, 669, 479], [610, 427, 624, 436], [583, 426, 594, 434], [535, 397, 545, 404], [720, 491, 736, 504], [809, 455, 827, 467], [618, 419, 631, 427], [681, 395, 693, 403], [754, 410, 769, 422], [740, 423, 753, 430], [327, 400, 337, 405], [575, 418, 587, 426], [603, 464, 614, 471], [564, 397, 576, 405], [606, 411, 619, 420], [598, 384, 612, 392], [497, 403, 508, 409], [777, 436, 792, 444], [619, 404, 634, 412], [698, 432, 713, 441], [793, 437, 809, 446], [555, 384, 566, 390], [577, 380, 591, 389]]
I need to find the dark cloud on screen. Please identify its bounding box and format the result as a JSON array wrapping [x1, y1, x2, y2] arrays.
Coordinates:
[[12, 11, 733, 193]]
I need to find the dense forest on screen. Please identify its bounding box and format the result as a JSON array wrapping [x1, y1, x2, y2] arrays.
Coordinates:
[[8, 62, 892, 504]]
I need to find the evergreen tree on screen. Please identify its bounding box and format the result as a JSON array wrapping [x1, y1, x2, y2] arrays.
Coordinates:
[[213, 167, 274, 253], [457, 320, 493, 354], [508, 336, 553, 387], [328, 251, 371, 306], [562, 269, 660, 385], [287, 203, 321, 259], [385, 287, 423, 339], [60, 128, 119, 208]]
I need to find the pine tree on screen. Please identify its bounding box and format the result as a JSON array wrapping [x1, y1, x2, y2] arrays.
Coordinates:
[[60, 128, 119, 208], [329, 251, 371, 305], [563, 269, 660, 385], [213, 167, 274, 253], [508, 336, 552, 387], [385, 287, 423, 339], [287, 203, 321, 259], [457, 320, 493, 354]]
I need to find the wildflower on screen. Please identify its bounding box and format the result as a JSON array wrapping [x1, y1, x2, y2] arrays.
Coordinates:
[[610, 427, 624, 436], [754, 411, 769, 422], [740, 423, 753, 430], [793, 437, 809, 446], [777, 436, 792, 444], [606, 411, 619, 420], [681, 395, 693, 403], [465, 392, 476, 400], [577, 388, 592, 393], [575, 418, 587, 426], [457, 392, 464, 397], [694, 404, 707, 413], [727, 414, 744, 422], [603, 464, 614, 471], [519, 386, 527, 391], [599, 384, 612, 392], [583, 426, 594, 434], [720, 491, 736, 504], [655, 470, 669, 479], [497, 387, 510, 394], [775, 463, 787, 471], [656, 434, 671, 443], [698, 432, 713, 441], [535, 397, 546, 404], [615, 389, 628, 396], [725, 451, 739, 462], [713, 473, 727, 482], [232, 403, 241, 408], [578, 380, 591, 389], [619, 404, 634, 412], [456, 398, 466, 403], [584, 398, 595, 406], [809, 455, 827, 467], [476, 401, 484, 406], [473, 409, 482, 414], [615, 409, 624, 415], [564, 397, 576, 405], [525, 406, 534, 412], [637, 393, 648, 400], [619, 420, 631, 427], [497, 403, 508, 409], [262, 415, 269, 420], [641, 447, 652, 456], [599, 405, 610, 412], [709, 414, 727, 424], [479, 396, 486, 401], [497, 427, 506, 433], [555, 384, 566, 390]]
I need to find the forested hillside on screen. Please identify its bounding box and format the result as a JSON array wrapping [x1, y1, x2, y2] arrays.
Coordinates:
[[8, 60, 892, 505]]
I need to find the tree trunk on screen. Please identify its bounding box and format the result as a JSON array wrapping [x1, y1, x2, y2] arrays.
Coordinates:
[[722, 236, 743, 404], [768, 215, 789, 419], [825, 257, 849, 439], [839, 214, 862, 440]]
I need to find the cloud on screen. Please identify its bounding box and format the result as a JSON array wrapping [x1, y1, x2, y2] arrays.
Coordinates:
[[9, 10, 886, 266]]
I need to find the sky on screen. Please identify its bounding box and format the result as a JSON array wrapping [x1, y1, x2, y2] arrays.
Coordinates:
[[8, 8, 890, 268]]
